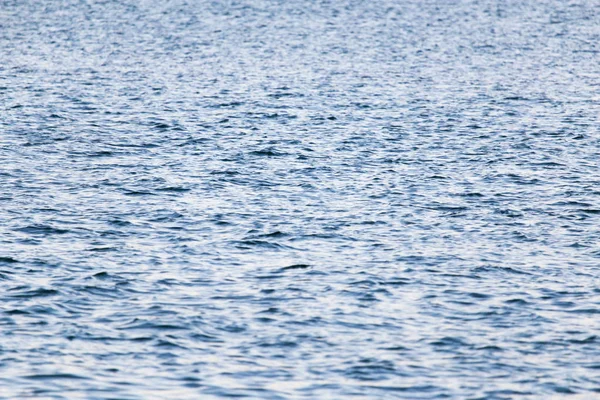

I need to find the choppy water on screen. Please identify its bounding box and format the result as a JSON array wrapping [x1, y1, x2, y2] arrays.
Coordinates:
[[1, 0, 600, 398]]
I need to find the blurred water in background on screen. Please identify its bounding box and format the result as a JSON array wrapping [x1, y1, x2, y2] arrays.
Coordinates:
[[1, 0, 600, 398]]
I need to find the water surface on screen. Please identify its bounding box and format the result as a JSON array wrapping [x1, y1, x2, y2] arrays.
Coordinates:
[[1, 0, 600, 398]]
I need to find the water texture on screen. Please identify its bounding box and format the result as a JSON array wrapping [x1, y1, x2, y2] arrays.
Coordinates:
[[1, 0, 600, 398]]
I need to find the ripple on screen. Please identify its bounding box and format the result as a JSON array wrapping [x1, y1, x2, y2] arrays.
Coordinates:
[[1, 0, 599, 398]]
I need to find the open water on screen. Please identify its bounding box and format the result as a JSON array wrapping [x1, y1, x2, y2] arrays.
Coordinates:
[[1, 0, 600, 398]]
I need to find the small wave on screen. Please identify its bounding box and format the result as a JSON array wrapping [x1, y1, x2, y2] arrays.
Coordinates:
[[14, 225, 70, 235]]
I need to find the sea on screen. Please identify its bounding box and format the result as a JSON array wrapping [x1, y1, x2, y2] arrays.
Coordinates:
[[1, 0, 599, 398]]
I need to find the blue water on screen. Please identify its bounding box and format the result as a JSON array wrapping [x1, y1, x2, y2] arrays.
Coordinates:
[[1, 0, 600, 398]]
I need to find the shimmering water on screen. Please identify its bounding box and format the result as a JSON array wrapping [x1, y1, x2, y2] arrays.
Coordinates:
[[1, 0, 600, 398]]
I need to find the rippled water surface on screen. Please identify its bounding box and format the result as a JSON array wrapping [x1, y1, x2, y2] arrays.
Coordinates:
[[1, 0, 600, 398]]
